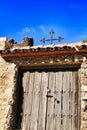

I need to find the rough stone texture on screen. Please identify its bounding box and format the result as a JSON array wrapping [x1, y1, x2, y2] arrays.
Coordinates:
[[0, 37, 7, 50], [80, 62, 87, 130], [0, 56, 17, 130]]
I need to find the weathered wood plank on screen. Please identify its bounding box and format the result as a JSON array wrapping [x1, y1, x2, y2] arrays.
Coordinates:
[[74, 71, 78, 130], [71, 71, 75, 130], [62, 71, 69, 130], [65, 71, 71, 130], [70, 70, 78, 130], [29, 71, 41, 130], [46, 71, 55, 130], [21, 72, 30, 130], [38, 72, 48, 130], [26, 72, 35, 130], [25, 72, 31, 130], [69, 71, 72, 130], [55, 71, 62, 130]]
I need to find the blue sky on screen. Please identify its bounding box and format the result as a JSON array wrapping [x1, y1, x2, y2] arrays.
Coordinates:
[[0, 0, 87, 45]]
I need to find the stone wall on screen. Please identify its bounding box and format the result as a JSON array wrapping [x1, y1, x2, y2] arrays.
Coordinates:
[[0, 56, 87, 129], [0, 56, 17, 130], [80, 62, 87, 130]]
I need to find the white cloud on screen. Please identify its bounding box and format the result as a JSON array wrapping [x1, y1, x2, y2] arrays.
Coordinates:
[[17, 25, 55, 37], [17, 27, 36, 36], [39, 25, 46, 31]]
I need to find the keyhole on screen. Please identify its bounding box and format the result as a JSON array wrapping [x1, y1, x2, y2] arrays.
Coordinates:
[[49, 89, 51, 93], [57, 100, 60, 104]]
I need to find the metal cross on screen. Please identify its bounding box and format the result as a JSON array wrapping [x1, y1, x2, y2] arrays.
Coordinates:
[[49, 29, 55, 44], [40, 29, 64, 45]]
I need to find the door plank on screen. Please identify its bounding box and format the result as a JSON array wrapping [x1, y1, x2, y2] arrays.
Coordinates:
[[69, 71, 72, 130], [38, 72, 48, 130], [21, 72, 30, 130], [65, 71, 71, 130], [25, 72, 35, 130], [75, 71, 78, 130], [55, 71, 62, 130], [62, 71, 69, 130], [72, 71, 78, 130], [46, 71, 55, 130], [29, 71, 41, 130]]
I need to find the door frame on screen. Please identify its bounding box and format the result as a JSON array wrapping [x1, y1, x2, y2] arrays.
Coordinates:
[[14, 65, 81, 130]]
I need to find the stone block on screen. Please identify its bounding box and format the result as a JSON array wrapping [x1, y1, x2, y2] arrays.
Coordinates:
[[0, 37, 7, 50], [81, 85, 87, 91]]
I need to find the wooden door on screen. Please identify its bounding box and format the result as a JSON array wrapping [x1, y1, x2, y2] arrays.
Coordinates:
[[20, 68, 78, 130]]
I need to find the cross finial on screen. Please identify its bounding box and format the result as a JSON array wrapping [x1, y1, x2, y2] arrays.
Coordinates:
[[40, 29, 64, 45], [49, 29, 55, 44]]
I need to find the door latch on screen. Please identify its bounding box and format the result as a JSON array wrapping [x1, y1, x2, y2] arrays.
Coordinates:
[[47, 94, 53, 98]]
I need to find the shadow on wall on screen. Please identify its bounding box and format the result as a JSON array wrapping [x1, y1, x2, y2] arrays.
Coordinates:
[[11, 70, 23, 130]]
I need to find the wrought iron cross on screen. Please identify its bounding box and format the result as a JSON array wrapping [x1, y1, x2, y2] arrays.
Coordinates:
[[40, 29, 64, 45]]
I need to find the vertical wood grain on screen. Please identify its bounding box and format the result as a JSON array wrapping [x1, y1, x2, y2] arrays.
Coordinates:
[[26, 72, 35, 130], [29, 71, 41, 130], [21, 72, 30, 130], [38, 72, 48, 130], [46, 71, 55, 130], [55, 71, 62, 130], [62, 71, 69, 130]]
